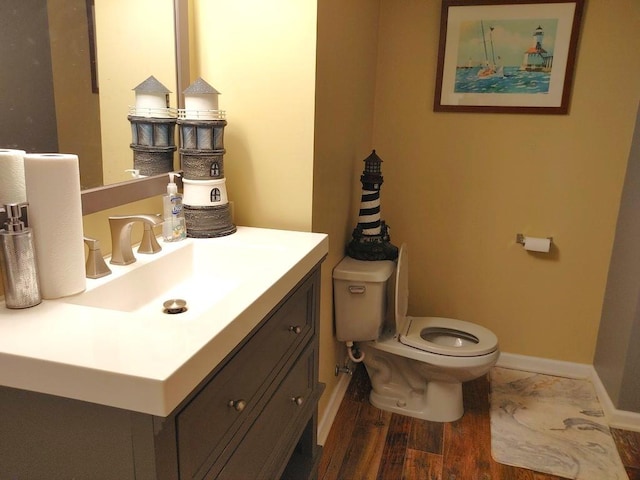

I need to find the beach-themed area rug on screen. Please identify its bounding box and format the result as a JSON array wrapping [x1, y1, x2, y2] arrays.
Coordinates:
[[489, 367, 628, 479]]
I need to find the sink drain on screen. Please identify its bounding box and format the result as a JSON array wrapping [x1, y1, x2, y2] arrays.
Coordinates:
[[163, 298, 187, 314]]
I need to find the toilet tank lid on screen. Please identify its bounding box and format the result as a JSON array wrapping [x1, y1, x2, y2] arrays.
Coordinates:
[[333, 256, 395, 282]]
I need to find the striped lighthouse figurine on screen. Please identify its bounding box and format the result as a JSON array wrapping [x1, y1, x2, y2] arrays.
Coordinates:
[[347, 150, 398, 261]]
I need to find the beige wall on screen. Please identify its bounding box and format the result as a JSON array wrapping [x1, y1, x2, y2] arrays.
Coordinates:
[[372, 0, 640, 363], [48, 0, 103, 189], [190, 0, 317, 231], [312, 0, 381, 419], [95, 0, 177, 185]]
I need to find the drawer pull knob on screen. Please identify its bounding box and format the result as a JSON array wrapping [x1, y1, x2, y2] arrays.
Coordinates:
[[228, 399, 247, 412], [291, 396, 304, 406], [288, 325, 302, 334]]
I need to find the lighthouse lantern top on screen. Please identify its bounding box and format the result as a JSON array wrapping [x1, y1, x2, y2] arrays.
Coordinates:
[[364, 149, 383, 174], [131, 75, 173, 118]]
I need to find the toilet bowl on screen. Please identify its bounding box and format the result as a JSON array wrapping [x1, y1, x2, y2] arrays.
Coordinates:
[[333, 244, 499, 422]]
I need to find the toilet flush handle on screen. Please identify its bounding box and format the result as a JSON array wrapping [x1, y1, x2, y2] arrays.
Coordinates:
[[348, 285, 366, 294]]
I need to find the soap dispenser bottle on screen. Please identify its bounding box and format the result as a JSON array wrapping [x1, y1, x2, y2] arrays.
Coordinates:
[[162, 172, 187, 242], [0, 203, 42, 308]]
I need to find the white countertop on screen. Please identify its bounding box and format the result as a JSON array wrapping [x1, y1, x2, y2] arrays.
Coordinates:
[[0, 226, 328, 416]]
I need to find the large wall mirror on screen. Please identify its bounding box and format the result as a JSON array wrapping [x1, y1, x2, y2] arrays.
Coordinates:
[[0, 0, 189, 214]]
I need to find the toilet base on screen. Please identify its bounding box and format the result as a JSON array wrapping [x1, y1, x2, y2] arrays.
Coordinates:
[[368, 379, 464, 422]]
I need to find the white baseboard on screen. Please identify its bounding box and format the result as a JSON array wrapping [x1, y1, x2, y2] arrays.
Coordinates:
[[497, 352, 640, 433], [496, 352, 593, 379], [318, 373, 352, 445]]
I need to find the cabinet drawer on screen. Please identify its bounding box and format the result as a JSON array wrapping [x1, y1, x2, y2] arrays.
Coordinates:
[[176, 274, 316, 480], [213, 345, 316, 480]]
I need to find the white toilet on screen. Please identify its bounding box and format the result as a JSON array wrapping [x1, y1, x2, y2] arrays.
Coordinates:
[[333, 244, 499, 422]]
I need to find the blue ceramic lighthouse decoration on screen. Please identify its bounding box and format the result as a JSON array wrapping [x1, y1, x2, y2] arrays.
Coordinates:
[[178, 77, 236, 237], [128, 76, 177, 176]]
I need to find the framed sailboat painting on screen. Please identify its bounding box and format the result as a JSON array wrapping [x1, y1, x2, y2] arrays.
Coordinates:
[[433, 0, 585, 114]]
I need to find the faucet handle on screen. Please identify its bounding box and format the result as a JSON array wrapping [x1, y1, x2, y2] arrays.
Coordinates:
[[138, 222, 162, 255], [84, 236, 112, 279]]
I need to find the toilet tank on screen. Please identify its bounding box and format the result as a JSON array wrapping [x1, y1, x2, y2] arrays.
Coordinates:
[[332, 256, 395, 342]]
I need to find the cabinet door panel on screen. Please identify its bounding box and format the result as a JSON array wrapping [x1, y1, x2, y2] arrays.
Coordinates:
[[213, 346, 315, 480], [177, 274, 315, 479]]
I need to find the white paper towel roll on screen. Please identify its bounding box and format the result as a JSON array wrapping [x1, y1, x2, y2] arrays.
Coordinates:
[[524, 236, 551, 253], [24, 153, 86, 299], [0, 149, 27, 205]]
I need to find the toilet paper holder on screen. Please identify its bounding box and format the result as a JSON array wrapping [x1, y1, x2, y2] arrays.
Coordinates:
[[516, 233, 553, 246]]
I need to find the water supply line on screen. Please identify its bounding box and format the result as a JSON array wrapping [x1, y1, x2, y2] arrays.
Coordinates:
[[346, 341, 364, 363]]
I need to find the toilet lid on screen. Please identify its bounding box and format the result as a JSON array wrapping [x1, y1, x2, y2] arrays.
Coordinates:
[[394, 243, 409, 332], [394, 244, 498, 357], [400, 316, 499, 357]]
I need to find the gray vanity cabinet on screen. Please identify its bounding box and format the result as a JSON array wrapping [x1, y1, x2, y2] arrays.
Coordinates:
[[0, 264, 324, 480], [172, 264, 324, 480]]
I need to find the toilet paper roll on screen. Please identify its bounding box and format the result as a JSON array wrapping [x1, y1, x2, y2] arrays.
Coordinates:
[[24, 153, 86, 299], [523, 236, 551, 253], [0, 149, 27, 205]]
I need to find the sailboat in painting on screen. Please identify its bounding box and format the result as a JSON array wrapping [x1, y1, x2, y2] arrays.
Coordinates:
[[477, 21, 504, 79]]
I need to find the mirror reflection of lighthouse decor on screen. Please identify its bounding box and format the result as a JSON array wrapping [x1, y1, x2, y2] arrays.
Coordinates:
[[128, 76, 178, 175], [178, 78, 236, 237], [347, 150, 398, 261]]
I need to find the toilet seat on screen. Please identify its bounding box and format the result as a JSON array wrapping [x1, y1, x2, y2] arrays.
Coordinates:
[[399, 316, 498, 357], [393, 244, 498, 357]]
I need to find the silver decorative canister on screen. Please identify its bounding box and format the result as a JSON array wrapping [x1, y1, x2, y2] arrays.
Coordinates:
[[0, 203, 42, 308]]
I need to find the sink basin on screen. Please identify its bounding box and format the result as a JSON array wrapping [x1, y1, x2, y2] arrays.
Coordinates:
[[0, 226, 328, 416], [65, 238, 287, 315]]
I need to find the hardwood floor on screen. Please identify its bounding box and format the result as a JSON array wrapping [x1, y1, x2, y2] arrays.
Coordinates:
[[319, 364, 640, 480]]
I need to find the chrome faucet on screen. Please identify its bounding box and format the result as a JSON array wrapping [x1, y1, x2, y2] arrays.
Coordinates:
[[108, 214, 163, 265]]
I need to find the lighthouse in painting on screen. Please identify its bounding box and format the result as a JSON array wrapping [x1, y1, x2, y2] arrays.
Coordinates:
[[346, 150, 398, 261], [521, 25, 553, 72]]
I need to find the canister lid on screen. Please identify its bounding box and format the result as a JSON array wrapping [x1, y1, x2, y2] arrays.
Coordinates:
[[333, 256, 395, 282], [1, 203, 27, 233]]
